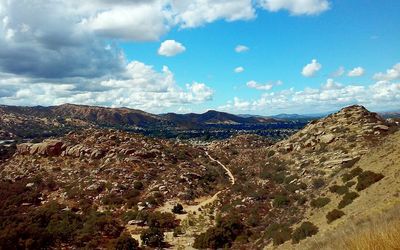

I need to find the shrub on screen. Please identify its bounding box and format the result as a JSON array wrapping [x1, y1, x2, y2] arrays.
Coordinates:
[[264, 223, 292, 246], [342, 167, 363, 182], [133, 181, 144, 190], [329, 185, 349, 195], [141, 227, 164, 248], [356, 171, 384, 191], [345, 181, 356, 187], [172, 203, 184, 214], [273, 195, 290, 207], [310, 197, 331, 208], [115, 233, 139, 250], [338, 192, 359, 209], [193, 215, 244, 249], [312, 178, 325, 189], [326, 209, 345, 223], [292, 222, 318, 243]]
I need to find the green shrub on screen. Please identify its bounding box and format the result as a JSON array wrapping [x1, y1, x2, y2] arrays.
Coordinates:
[[133, 181, 144, 190], [345, 181, 356, 187], [291, 222, 318, 244], [329, 185, 349, 195], [312, 178, 325, 189], [193, 215, 244, 249], [115, 233, 139, 250], [264, 223, 292, 246], [342, 167, 363, 182], [141, 227, 164, 248], [338, 192, 359, 209], [172, 203, 184, 214], [326, 209, 345, 223], [356, 171, 384, 191], [310, 197, 331, 208], [273, 195, 290, 207]]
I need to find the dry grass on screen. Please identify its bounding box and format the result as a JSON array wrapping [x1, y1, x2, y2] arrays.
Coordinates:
[[307, 204, 400, 250]]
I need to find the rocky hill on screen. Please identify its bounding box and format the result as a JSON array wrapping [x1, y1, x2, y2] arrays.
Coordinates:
[[1, 104, 399, 249]]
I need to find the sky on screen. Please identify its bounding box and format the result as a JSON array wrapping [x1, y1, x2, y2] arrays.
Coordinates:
[[0, 0, 399, 115]]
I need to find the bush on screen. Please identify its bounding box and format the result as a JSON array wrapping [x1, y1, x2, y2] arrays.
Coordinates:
[[292, 222, 318, 244], [133, 181, 144, 190], [312, 178, 325, 189], [356, 171, 384, 191], [172, 203, 184, 214], [310, 197, 331, 208], [338, 192, 359, 209], [345, 181, 356, 187], [329, 185, 349, 195], [342, 167, 363, 182], [326, 209, 345, 223], [273, 195, 290, 207], [141, 227, 164, 248], [115, 233, 139, 250], [193, 215, 244, 249], [264, 223, 292, 246]]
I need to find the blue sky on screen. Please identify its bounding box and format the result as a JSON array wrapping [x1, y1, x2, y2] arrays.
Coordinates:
[[0, 0, 399, 115]]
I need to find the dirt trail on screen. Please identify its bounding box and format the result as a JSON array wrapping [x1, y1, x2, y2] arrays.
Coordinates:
[[129, 150, 235, 249], [205, 151, 235, 185]]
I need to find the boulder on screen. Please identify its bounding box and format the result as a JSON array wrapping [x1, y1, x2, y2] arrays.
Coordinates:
[[320, 134, 335, 144]]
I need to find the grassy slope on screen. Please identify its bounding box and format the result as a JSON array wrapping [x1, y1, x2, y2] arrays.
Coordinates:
[[275, 130, 400, 249]]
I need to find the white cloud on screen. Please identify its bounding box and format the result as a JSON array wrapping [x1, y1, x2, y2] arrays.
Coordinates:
[[373, 63, 400, 81], [348, 67, 365, 77], [219, 79, 400, 114], [0, 61, 214, 113], [158, 40, 186, 57], [235, 45, 249, 53], [259, 0, 330, 15], [331, 66, 345, 77], [302, 59, 322, 77], [234, 66, 245, 73], [322, 79, 343, 90], [171, 0, 256, 28], [247, 80, 273, 91]]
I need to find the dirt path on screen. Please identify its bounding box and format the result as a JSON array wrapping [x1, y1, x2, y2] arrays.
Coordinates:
[[128, 150, 235, 249], [205, 151, 235, 185]]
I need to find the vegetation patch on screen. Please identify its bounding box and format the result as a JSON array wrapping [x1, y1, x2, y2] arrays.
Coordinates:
[[292, 222, 318, 244], [264, 223, 292, 246], [273, 194, 291, 207], [326, 209, 345, 223], [356, 171, 384, 191], [310, 197, 331, 208], [338, 192, 359, 209], [342, 167, 363, 182], [329, 185, 349, 195]]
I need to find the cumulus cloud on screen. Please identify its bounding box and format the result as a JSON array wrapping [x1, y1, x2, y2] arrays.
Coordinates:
[[219, 79, 400, 114], [234, 66, 245, 73], [331, 66, 345, 78], [302, 59, 322, 77], [259, 0, 330, 15], [373, 63, 400, 81], [0, 61, 214, 113], [235, 45, 249, 53], [158, 40, 186, 57], [246, 80, 282, 91], [171, 0, 256, 28], [348, 67, 365, 77]]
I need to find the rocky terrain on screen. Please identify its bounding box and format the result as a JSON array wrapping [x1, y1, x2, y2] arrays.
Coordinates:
[[0, 105, 399, 249]]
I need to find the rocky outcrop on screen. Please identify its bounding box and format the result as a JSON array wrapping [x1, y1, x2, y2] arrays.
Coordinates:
[[17, 140, 64, 156]]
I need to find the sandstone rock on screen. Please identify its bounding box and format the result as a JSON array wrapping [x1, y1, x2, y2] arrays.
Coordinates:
[[320, 134, 335, 144], [374, 125, 389, 131]]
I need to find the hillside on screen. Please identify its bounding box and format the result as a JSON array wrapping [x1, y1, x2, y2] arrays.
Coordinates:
[[0, 104, 399, 249]]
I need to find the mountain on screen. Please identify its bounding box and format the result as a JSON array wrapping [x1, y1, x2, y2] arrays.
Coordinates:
[[0, 104, 281, 139]]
